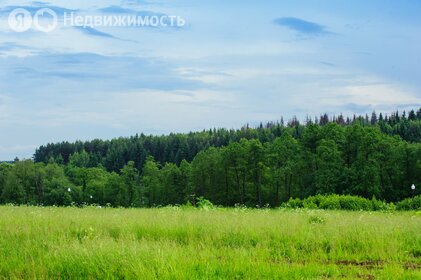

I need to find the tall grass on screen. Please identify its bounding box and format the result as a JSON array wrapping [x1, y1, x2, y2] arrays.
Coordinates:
[[0, 206, 420, 279]]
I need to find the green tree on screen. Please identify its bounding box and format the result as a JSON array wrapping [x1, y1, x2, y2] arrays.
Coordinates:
[[2, 160, 37, 204], [121, 161, 140, 206], [315, 140, 344, 194], [104, 172, 128, 207], [179, 160, 192, 204], [266, 133, 300, 204], [0, 163, 12, 203], [222, 142, 248, 205], [245, 139, 265, 206], [142, 156, 161, 206], [43, 163, 77, 206], [69, 150, 90, 168], [161, 163, 183, 205]]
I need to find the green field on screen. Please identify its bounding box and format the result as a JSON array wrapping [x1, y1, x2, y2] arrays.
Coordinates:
[[0, 206, 420, 279]]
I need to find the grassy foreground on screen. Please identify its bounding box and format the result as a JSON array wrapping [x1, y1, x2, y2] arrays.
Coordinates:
[[0, 206, 420, 279]]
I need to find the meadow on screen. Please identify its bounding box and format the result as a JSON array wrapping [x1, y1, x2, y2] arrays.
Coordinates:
[[0, 206, 420, 279]]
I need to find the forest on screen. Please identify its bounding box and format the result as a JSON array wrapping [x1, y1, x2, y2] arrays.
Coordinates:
[[1, 109, 420, 207]]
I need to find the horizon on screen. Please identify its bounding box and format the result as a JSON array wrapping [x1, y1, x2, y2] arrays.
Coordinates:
[[1, 0, 421, 160]]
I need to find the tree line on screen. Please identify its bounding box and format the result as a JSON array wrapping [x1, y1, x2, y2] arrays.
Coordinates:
[[33, 109, 421, 173], [1, 108, 420, 207]]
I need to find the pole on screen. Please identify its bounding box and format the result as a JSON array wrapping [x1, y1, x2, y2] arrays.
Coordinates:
[[411, 184, 416, 210]]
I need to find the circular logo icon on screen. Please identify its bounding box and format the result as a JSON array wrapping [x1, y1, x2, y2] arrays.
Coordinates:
[[34, 8, 58, 33], [8, 8, 32, 32]]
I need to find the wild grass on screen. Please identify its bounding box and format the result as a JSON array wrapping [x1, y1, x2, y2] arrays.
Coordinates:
[[0, 206, 420, 279]]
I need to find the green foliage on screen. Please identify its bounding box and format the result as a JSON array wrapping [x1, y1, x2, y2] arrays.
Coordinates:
[[396, 195, 421, 210], [2, 109, 421, 208], [69, 150, 90, 168], [196, 197, 215, 209], [283, 195, 396, 211], [34, 109, 421, 171], [284, 198, 304, 209], [141, 156, 162, 207], [319, 196, 342, 210], [104, 172, 127, 207], [120, 161, 140, 206]]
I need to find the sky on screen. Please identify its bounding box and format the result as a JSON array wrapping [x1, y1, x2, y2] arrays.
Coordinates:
[[0, 0, 420, 160]]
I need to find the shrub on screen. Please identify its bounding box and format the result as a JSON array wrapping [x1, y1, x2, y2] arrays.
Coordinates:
[[305, 195, 324, 208], [396, 196, 421, 210], [372, 196, 395, 211], [281, 198, 303, 209], [282, 194, 394, 211], [339, 195, 372, 211], [302, 200, 318, 209], [196, 197, 215, 210], [319, 195, 341, 210]]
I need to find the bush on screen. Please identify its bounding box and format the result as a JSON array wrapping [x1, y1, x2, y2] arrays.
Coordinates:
[[302, 200, 318, 209], [339, 195, 372, 211], [282, 198, 303, 209], [196, 197, 215, 210], [319, 195, 341, 210], [282, 194, 395, 211], [372, 196, 395, 211], [396, 196, 421, 210]]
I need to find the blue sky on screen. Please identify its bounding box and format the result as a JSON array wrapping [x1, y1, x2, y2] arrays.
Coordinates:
[[0, 0, 420, 160]]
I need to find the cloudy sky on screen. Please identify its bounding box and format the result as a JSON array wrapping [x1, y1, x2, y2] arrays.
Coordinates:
[[0, 0, 420, 160]]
